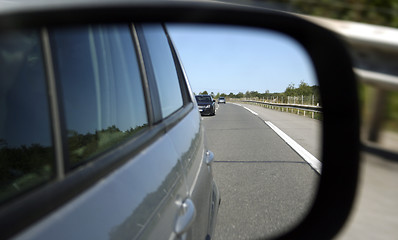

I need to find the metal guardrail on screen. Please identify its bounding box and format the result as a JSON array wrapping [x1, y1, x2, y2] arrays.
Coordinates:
[[354, 69, 395, 142], [354, 68, 398, 91], [235, 100, 322, 119], [301, 15, 398, 147], [241, 100, 322, 112]]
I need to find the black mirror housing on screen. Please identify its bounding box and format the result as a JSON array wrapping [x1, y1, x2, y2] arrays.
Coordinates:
[[0, 2, 359, 239]]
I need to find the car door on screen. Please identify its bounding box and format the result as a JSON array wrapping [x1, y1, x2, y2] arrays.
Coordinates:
[[136, 23, 208, 239], [135, 23, 205, 239], [137, 24, 219, 239], [136, 23, 219, 239], [167, 106, 217, 239]]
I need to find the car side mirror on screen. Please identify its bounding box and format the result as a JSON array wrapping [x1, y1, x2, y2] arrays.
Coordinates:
[[0, 2, 359, 240]]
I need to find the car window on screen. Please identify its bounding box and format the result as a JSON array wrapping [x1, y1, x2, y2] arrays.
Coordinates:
[[50, 25, 148, 167], [0, 29, 55, 204], [196, 96, 212, 102], [140, 24, 184, 119]]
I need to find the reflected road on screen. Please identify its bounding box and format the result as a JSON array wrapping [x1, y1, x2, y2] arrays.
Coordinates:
[[203, 102, 320, 239]]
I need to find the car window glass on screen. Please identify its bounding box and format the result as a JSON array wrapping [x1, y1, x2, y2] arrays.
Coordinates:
[[141, 24, 183, 118], [0, 29, 55, 204], [195, 96, 212, 102], [50, 25, 148, 167]]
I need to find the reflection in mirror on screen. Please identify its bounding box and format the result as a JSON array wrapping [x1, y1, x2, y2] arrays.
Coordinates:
[[168, 24, 321, 239]]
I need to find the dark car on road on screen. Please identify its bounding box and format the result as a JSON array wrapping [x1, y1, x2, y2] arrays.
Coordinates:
[[195, 95, 216, 116], [0, 19, 220, 240]]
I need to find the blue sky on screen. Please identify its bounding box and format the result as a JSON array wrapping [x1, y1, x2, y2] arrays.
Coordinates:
[[167, 24, 317, 94]]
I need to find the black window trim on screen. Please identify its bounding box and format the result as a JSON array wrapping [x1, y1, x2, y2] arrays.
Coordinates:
[[134, 23, 163, 124], [131, 23, 154, 126], [41, 27, 68, 180], [135, 23, 194, 124]]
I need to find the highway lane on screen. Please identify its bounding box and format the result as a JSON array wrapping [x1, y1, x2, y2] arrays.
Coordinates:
[[203, 103, 320, 239], [238, 102, 322, 160]]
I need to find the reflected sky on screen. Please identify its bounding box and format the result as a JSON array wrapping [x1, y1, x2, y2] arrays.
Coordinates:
[[50, 25, 147, 135], [167, 24, 317, 94], [0, 29, 53, 147]]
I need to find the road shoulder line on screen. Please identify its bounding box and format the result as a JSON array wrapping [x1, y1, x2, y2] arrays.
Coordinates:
[[243, 107, 258, 115], [232, 102, 259, 115], [264, 121, 322, 174]]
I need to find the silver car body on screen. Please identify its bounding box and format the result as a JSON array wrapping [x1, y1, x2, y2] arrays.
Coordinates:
[[1, 21, 219, 240], [16, 109, 218, 240]]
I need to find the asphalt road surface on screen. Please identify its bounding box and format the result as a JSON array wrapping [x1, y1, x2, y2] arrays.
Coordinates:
[[203, 102, 320, 239], [238, 102, 322, 160]]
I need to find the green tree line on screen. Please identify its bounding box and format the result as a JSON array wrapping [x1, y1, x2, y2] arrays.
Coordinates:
[[0, 124, 147, 203], [0, 142, 53, 203], [199, 81, 320, 105]]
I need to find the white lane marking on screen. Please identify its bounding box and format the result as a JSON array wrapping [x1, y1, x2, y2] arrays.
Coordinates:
[[231, 103, 321, 173], [264, 121, 322, 174], [234, 103, 258, 116], [244, 107, 258, 116]]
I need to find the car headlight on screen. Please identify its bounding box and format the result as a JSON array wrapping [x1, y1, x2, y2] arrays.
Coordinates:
[[205, 105, 211, 108]]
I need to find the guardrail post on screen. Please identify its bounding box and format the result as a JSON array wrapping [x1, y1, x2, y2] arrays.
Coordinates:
[[367, 89, 387, 142]]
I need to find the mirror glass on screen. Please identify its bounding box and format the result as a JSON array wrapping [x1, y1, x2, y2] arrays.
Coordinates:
[[168, 24, 322, 239]]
